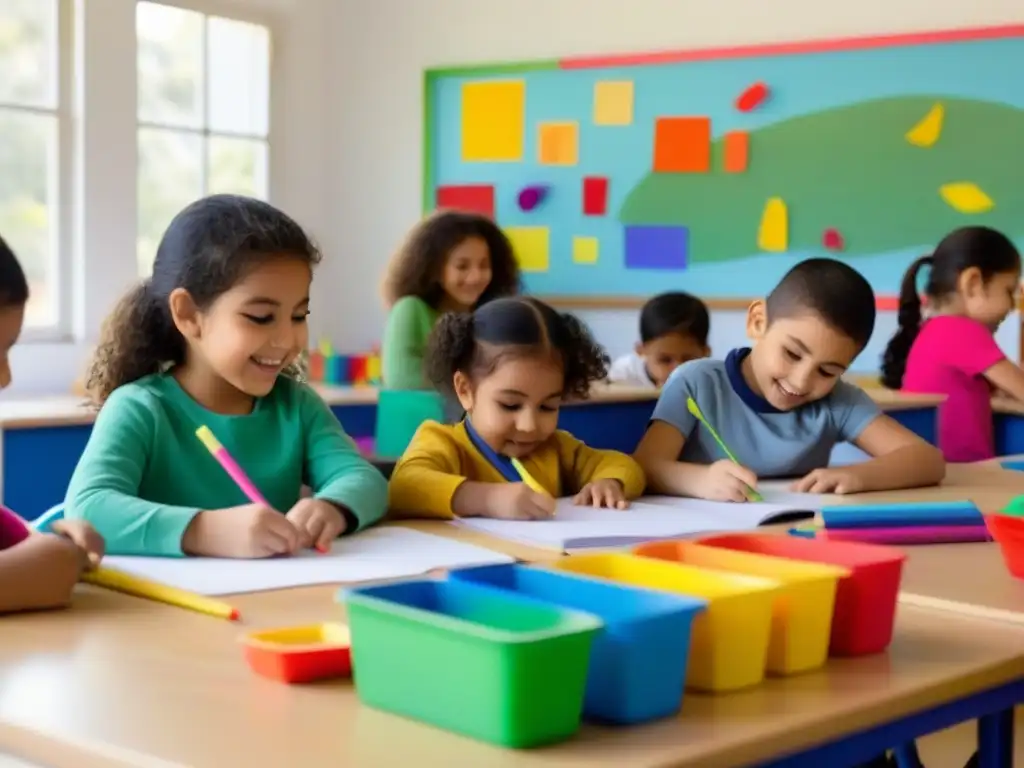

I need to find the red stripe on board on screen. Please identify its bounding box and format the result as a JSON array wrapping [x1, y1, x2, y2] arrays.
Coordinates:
[[559, 24, 1024, 69], [876, 296, 899, 311]]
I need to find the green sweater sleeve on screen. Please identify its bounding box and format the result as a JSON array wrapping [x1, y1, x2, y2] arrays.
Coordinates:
[[299, 385, 388, 532], [63, 388, 200, 557], [382, 296, 436, 390]]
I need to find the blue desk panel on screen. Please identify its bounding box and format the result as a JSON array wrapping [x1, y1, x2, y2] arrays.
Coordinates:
[[887, 407, 938, 445], [994, 413, 1024, 457], [4, 424, 93, 520]]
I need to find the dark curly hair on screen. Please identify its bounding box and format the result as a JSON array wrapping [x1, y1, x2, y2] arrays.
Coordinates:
[[382, 210, 520, 309], [881, 227, 1020, 390], [85, 194, 321, 407], [0, 234, 28, 309], [426, 297, 609, 401]]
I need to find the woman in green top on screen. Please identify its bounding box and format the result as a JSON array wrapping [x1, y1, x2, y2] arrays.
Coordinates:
[[381, 210, 520, 389]]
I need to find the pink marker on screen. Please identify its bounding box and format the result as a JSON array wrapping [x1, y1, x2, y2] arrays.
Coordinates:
[[195, 425, 328, 554]]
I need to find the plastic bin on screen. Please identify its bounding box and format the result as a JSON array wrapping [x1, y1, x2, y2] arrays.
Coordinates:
[[240, 623, 352, 683], [549, 553, 778, 692], [985, 513, 1024, 579], [698, 534, 905, 656], [633, 540, 848, 675], [448, 563, 706, 724], [343, 579, 601, 748]]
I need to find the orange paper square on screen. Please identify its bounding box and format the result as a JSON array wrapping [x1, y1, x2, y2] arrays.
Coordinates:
[[538, 122, 579, 166], [723, 131, 749, 173], [653, 117, 711, 173]]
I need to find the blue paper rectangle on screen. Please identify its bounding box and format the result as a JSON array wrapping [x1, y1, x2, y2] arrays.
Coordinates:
[[624, 225, 688, 270], [821, 500, 982, 530]]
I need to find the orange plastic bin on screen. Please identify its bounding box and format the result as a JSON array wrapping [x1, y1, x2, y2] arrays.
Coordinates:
[[697, 534, 905, 657]]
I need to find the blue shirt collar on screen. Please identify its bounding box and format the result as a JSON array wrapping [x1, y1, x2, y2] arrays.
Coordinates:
[[463, 418, 520, 482], [725, 347, 781, 414]]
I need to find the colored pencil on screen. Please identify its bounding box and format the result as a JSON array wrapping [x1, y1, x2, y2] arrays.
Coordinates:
[[686, 397, 763, 501], [511, 458, 549, 496], [195, 425, 328, 553], [84, 566, 241, 621]]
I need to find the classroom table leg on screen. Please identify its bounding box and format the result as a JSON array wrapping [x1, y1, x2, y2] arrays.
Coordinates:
[[975, 707, 1014, 768], [892, 742, 923, 768]]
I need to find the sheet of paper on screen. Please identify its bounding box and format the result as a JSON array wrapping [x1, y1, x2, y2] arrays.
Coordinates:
[[455, 496, 816, 552], [537, 121, 579, 165], [101, 528, 513, 596], [572, 236, 599, 264], [460, 79, 525, 162], [593, 80, 634, 125], [503, 225, 550, 272]]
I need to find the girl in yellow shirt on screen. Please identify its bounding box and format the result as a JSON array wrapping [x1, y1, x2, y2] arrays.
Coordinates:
[[388, 297, 646, 520]]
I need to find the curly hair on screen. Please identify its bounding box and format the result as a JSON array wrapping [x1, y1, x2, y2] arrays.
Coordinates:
[[426, 297, 609, 402], [382, 210, 521, 309], [85, 194, 321, 407], [0, 235, 28, 309]]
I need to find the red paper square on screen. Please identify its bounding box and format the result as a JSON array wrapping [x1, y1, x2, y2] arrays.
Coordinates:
[[436, 184, 495, 218], [582, 176, 609, 216]]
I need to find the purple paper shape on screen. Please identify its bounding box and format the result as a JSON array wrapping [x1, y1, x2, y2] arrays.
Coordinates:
[[624, 225, 688, 270], [517, 185, 549, 212]]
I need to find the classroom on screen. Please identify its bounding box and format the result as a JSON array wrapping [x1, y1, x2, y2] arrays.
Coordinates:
[[4, 0, 1024, 766]]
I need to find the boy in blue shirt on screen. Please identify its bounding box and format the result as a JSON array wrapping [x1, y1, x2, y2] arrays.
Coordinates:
[[635, 258, 945, 501]]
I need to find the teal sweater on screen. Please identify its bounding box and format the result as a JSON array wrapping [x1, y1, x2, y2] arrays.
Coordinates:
[[64, 374, 388, 557]]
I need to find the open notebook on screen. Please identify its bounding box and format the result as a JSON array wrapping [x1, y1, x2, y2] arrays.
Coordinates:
[[454, 486, 823, 551]]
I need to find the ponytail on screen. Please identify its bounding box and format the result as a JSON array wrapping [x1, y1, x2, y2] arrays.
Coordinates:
[[84, 281, 184, 408], [881, 255, 932, 389]]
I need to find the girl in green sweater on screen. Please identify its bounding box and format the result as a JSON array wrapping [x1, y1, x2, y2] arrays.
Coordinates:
[[381, 211, 520, 389]]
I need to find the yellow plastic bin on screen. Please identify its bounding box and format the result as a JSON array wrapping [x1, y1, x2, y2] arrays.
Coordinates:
[[549, 553, 779, 692], [634, 540, 849, 676]]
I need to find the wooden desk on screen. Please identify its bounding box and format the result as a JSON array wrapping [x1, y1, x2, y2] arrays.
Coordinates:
[[1, 587, 1022, 768]]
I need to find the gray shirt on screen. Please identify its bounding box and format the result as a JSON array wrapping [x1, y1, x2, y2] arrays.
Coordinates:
[[651, 349, 881, 478]]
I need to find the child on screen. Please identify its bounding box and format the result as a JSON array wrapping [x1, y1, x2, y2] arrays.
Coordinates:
[[0, 235, 105, 614], [608, 291, 710, 388], [380, 210, 521, 390], [64, 195, 388, 558], [881, 226, 1023, 462], [388, 297, 646, 519], [635, 258, 945, 500]]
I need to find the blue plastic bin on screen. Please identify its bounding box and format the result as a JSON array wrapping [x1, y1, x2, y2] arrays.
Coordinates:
[[448, 563, 707, 724]]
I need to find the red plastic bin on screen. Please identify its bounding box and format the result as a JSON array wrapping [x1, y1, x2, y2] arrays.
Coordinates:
[[985, 513, 1024, 579], [696, 534, 906, 656]]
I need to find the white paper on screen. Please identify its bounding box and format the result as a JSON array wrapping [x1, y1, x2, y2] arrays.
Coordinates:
[[101, 527, 514, 596], [454, 495, 819, 551]]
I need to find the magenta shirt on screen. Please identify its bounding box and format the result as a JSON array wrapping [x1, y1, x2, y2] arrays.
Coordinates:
[[902, 315, 1005, 462]]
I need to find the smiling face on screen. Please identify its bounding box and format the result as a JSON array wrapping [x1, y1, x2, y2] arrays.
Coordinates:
[[439, 236, 493, 310], [171, 255, 312, 409], [745, 301, 860, 410], [960, 266, 1021, 331], [453, 351, 565, 458]]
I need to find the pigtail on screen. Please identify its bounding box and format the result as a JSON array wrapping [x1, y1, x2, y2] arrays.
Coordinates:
[[555, 311, 610, 401], [84, 281, 184, 408], [880, 255, 932, 390], [425, 312, 477, 395]]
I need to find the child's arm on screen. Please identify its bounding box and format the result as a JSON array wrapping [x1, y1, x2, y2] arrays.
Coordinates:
[[64, 389, 202, 556], [0, 534, 86, 614], [382, 297, 431, 390], [557, 432, 646, 497], [984, 361, 1024, 402], [298, 386, 389, 532]]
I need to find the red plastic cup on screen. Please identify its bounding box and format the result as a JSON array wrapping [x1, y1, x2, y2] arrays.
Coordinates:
[[984, 514, 1024, 579]]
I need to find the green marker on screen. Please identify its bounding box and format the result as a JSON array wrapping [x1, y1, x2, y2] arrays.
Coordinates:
[[687, 397, 763, 502]]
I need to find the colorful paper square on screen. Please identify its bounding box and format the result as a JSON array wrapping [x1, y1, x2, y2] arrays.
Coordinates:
[[723, 131, 749, 173], [582, 177, 608, 216], [593, 81, 634, 125], [504, 226, 550, 272], [653, 117, 711, 173], [572, 236, 599, 265], [460, 80, 525, 162], [436, 184, 496, 217], [538, 121, 579, 166], [625, 225, 688, 270]]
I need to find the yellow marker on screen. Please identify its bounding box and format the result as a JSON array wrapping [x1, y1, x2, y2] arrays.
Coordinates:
[[511, 458, 549, 496], [84, 566, 241, 621]]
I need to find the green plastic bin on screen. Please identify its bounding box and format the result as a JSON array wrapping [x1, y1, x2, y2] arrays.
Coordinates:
[[343, 578, 602, 747], [374, 390, 446, 458]]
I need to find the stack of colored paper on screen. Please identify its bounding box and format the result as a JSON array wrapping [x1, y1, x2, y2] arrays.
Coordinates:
[[789, 501, 990, 545]]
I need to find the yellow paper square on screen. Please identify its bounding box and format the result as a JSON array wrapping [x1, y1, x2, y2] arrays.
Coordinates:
[[538, 121, 579, 166], [572, 236, 599, 265], [504, 226, 550, 272], [594, 81, 634, 126], [461, 80, 526, 162]]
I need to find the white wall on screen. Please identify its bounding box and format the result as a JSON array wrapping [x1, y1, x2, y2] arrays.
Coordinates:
[[320, 0, 1023, 373]]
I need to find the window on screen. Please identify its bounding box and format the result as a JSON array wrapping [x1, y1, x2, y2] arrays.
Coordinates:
[[0, 0, 67, 329], [136, 2, 270, 274]]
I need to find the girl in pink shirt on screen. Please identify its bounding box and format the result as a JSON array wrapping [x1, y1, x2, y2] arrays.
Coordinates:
[[881, 226, 1022, 462]]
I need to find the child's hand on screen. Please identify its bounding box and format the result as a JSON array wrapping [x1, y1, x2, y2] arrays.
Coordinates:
[[286, 498, 349, 551], [573, 479, 629, 509], [791, 468, 864, 495], [182, 504, 301, 559], [50, 519, 105, 570], [695, 460, 759, 502], [488, 483, 556, 520]]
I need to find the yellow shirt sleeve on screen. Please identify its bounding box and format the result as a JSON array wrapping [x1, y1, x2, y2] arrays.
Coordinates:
[[387, 421, 467, 519], [554, 431, 647, 498]]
